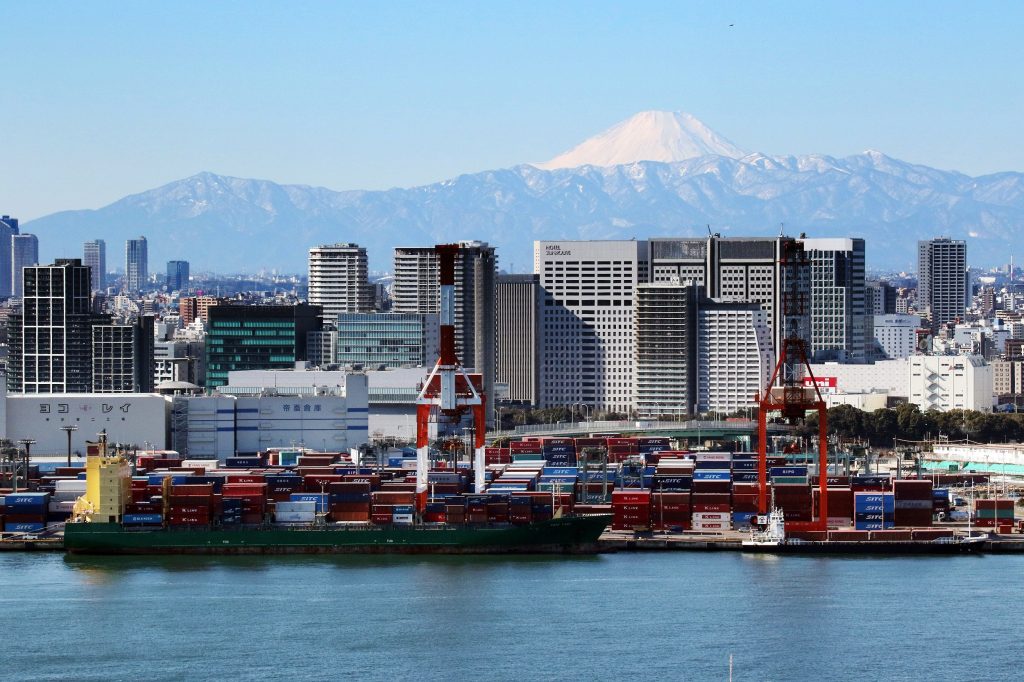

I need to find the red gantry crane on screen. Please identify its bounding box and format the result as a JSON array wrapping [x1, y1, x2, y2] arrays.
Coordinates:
[[414, 244, 488, 511], [755, 239, 830, 531]]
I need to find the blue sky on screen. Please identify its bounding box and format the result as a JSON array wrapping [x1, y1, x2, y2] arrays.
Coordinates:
[[2, 2, 1022, 218]]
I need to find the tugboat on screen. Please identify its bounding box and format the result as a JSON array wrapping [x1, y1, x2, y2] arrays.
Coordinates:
[[741, 508, 986, 555]]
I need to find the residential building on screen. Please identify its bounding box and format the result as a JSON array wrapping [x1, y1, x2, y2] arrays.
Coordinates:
[[11, 233, 39, 298], [918, 238, 968, 329], [992, 359, 1024, 399], [392, 242, 496, 408], [633, 281, 698, 418], [83, 239, 106, 291], [166, 260, 190, 291], [91, 316, 155, 393], [909, 355, 992, 412], [179, 295, 224, 325], [205, 303, 321, 388], [125, 236, 148, 292], [800, 237, 867, 362], [495, 274, 541, 406], [697, 300, 774, 414], [535, 240, 644, 412], [307, 243, 373, 320], [7, 259, 98, 393], [874, 314, 922, 360]]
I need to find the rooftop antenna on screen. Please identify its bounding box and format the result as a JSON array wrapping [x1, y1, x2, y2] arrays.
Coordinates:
[[778, 222, 785, 237]]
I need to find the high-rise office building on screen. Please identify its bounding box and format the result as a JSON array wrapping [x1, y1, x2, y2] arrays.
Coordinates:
[[0, 215, 18, 298], [633, 281, 698, 418], [495, 274, 541, 405], [166, 260, 190, 292], [918, 238, 967, 329], [125, 236, 148, 292], [205, 303, 321, 388], [392, 242, 496, 408], [11, 233, 39, 298], [308, 243, 373, 320], [84, 239, 106, 291], [646, 236, 810, 364], [7, 259, 99, 393], [800, 237, 867, 362], [534, 240, 645, 412]]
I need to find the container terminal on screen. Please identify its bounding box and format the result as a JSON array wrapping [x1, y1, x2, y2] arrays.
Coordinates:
[[1, 243, 1023, 555]]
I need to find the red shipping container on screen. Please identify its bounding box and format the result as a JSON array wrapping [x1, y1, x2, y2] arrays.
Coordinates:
[[171, 484, 215, 497], [693, 503, 730, 513], [226, 474, 265, 484], [612, 490, 651, 505], [223, 483, 268, 497]]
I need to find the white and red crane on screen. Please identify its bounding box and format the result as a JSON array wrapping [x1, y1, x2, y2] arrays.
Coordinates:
[[414, 244, 488, 510]]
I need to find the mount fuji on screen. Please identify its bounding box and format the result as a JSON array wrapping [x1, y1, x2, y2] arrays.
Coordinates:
[[24, 111, 1024, 272]]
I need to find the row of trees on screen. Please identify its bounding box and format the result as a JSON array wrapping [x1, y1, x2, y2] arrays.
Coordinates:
[[801, 403, 1024, 448]]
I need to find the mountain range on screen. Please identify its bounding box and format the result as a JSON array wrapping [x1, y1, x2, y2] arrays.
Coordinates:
[[25, 111, 1024, 272]]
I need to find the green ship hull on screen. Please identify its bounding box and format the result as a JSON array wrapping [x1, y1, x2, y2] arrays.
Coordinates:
[[63, 515, 612, 555]]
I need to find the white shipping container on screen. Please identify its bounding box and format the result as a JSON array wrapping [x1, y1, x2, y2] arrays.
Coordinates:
[[275, 511, 316, 523], [392, 513, 414, 525], [692, 521, 731, 530], [694, 452, 732, 462], [182, 460, 220, 470], [55, 479, 88, 492], [692, 512, 730, 522]]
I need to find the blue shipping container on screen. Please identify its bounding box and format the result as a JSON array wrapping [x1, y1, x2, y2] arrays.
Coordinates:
[[4, 493, 50, 510], [4, 522, 45, 533], [693, 471, 731, 481], [123, 514, 163, 525], [289, 493, 329, 512], [770, 467, 809, 477]]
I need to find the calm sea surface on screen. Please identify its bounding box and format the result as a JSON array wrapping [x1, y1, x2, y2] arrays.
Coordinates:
[[1, 551, 1019, 681]]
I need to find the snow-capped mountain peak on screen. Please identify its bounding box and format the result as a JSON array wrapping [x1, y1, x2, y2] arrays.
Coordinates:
[[535, 110, 748, 170]]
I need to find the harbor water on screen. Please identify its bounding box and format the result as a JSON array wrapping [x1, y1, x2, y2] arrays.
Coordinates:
[[2, 552, 1019, 680]]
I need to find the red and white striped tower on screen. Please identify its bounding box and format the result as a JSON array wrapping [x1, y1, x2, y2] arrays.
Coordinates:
[[415, 244, 488, 509]]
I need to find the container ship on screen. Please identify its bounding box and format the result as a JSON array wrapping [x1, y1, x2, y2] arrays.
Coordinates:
[[60, 435, 610, 555]]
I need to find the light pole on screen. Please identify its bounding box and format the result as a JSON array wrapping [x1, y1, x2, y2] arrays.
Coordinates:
[[61, 425, 78, 468], [16, 439, 36, 492]]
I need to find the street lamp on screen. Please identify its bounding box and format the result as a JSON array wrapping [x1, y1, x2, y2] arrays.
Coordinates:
[[16, 439, 36, 492], [61, 425, 79, 468]]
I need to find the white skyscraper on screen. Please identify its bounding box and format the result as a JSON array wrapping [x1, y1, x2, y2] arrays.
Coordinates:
[[307, 243, 373, 320], [697, 302, 774, 414], [918, 238, 967, 329], [534, 240, 645, 412]]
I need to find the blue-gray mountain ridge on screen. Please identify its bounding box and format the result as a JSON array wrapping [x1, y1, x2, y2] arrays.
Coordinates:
[[26, 151, 1024, 272]]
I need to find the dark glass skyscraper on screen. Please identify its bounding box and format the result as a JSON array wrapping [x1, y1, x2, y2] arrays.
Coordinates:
[[166, 260, 190, 291]]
